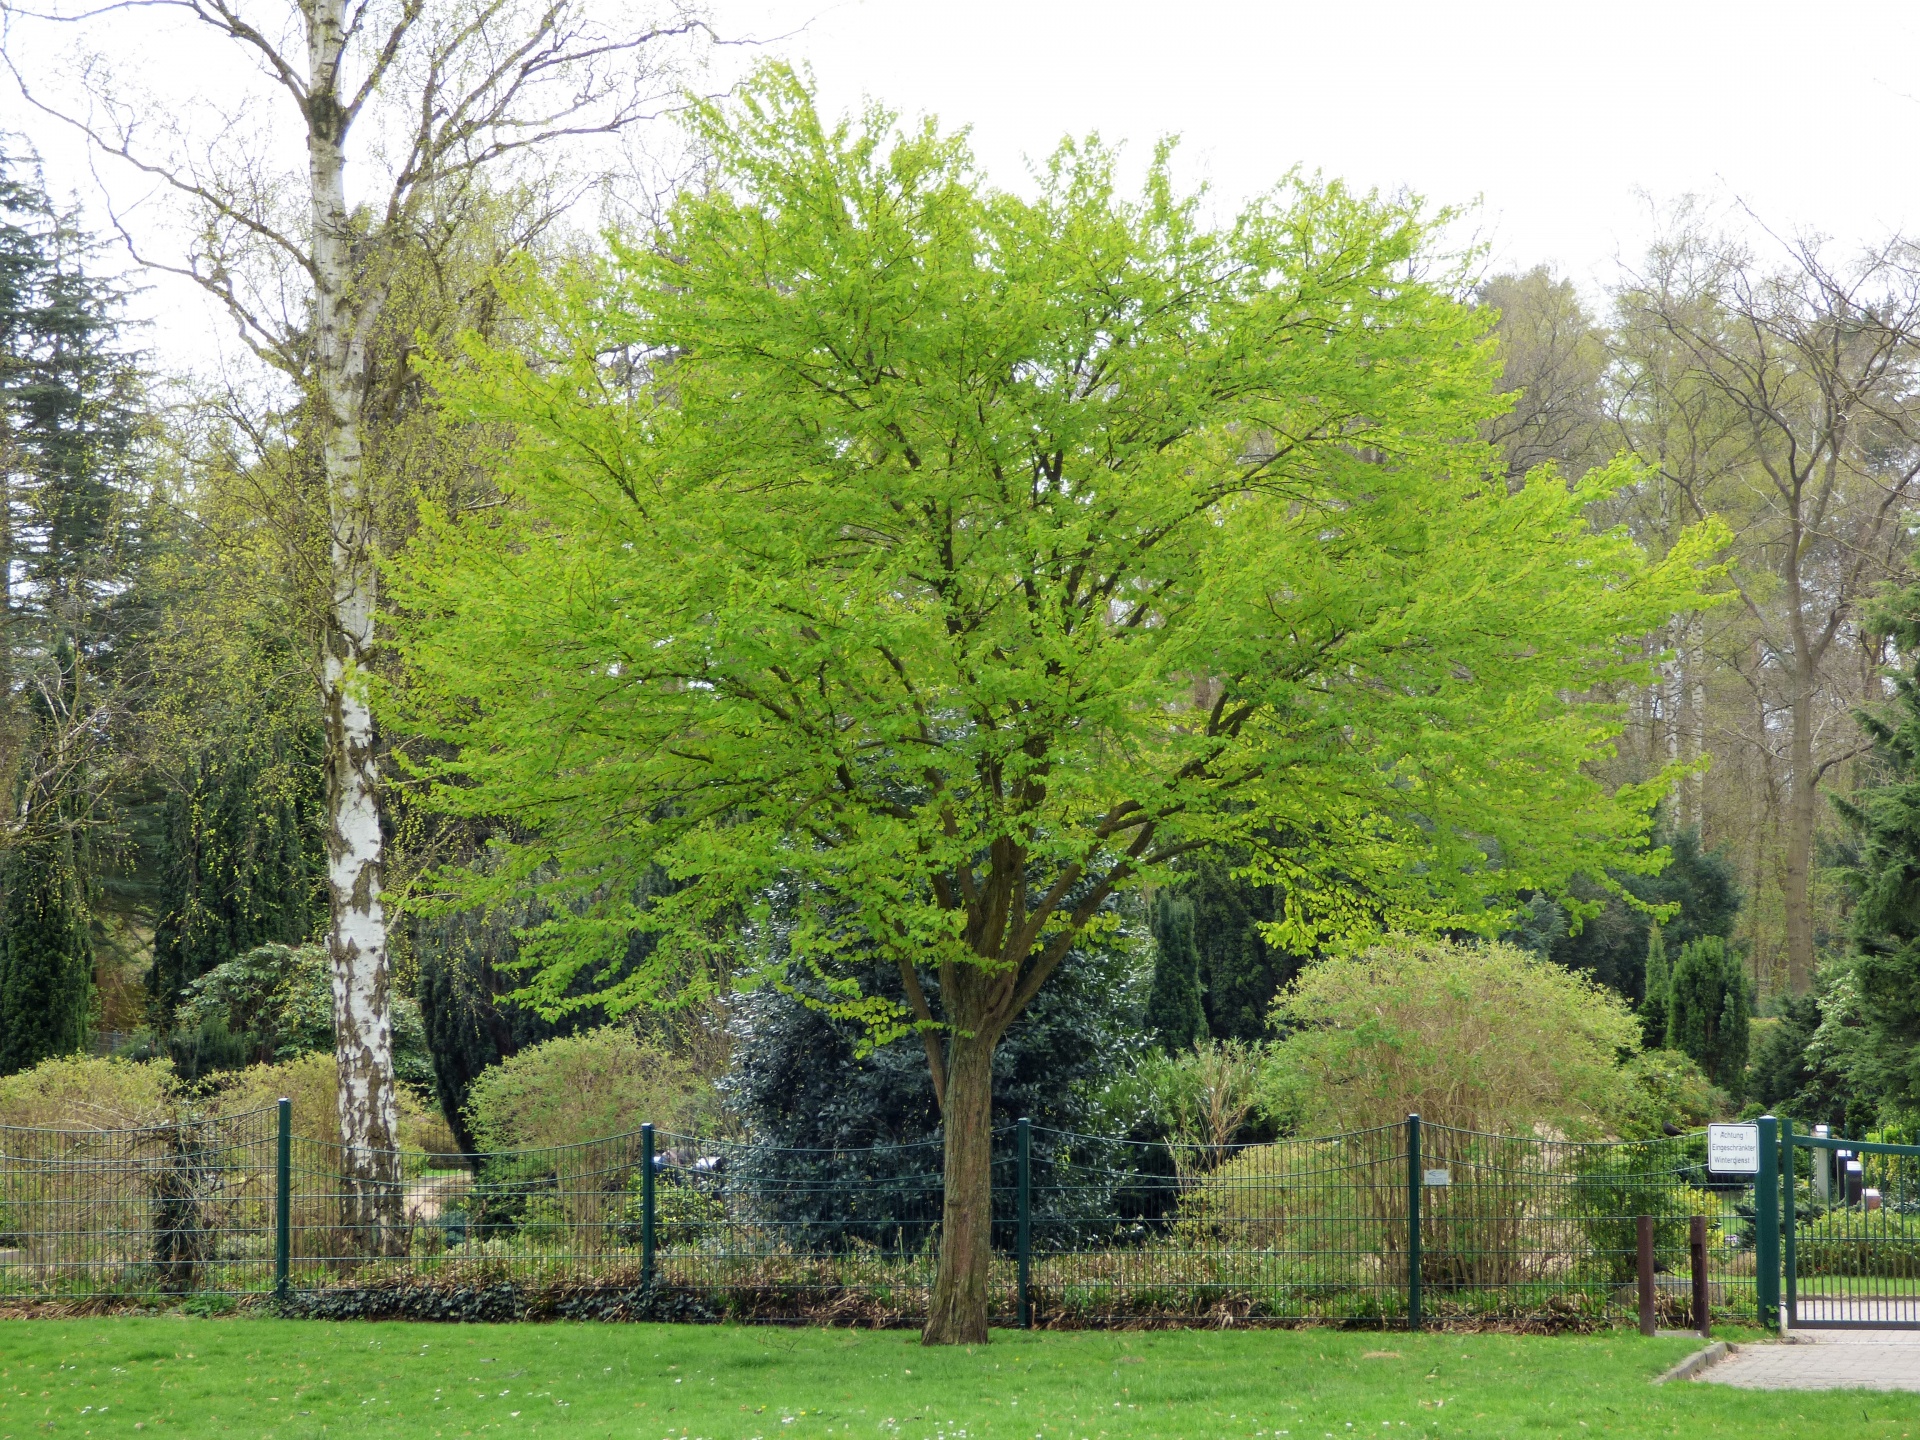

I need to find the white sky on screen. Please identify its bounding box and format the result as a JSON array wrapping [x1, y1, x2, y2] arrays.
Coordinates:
[[7, 0, 1919, 374], [718, 0, 1920, 287]]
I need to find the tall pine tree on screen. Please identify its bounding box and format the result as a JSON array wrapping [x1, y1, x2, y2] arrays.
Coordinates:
[[0, 146, 147, 1072]]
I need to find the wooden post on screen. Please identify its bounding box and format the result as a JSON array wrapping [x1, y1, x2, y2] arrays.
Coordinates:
[[1636, 1214, 1655, 1336], [1689, 1213, 1710, 1338]]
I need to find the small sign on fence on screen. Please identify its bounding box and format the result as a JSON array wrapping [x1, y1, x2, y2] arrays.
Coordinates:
[[1706, 1122, 1761, 1175], [1423, 1168, 1451, 1187]]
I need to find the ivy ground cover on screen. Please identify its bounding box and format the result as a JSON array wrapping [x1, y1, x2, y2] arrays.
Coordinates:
[[2, 1318, 1917, 1439]]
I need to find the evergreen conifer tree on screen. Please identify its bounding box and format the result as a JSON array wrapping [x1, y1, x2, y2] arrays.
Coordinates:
[[1666, 935, 1749, 1088], [1831, 573, 1920, 1121], [1639, 925, 1670, 1051], [0, 824, 90, 1069], [1146, 891, 1205, 1052], [0, 147, 147, 1072]]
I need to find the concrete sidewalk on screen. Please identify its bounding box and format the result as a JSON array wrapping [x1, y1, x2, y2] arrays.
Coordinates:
[[1699, 1330, 1920, 1391]]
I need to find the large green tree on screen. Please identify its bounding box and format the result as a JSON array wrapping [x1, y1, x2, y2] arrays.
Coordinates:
[[393, 71, 1722, 1342]]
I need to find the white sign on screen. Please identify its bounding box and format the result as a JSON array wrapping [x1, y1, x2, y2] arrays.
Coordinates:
[[1423, 1168, 1451, 1187], [1706, 1123, 1761, 1175]]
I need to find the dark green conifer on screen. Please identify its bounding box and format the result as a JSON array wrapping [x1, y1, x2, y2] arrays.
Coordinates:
[[0, 147, 147, 1072], [148, 731, 326, 1027], [1145, 890, 1204, 1052], [1665, 935, 1749, 1088], [1831, 573, 1920, 1121], [1639, 925, 1670, 1051]]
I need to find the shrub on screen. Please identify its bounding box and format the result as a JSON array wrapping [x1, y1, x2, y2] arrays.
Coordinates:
[[0, 1055, 179, 1130], [1611, 1049, 1722, 1140], [1135, 1039, 1266, 1172], [1567, 1142, 1718, 1282], [1266, 938, 1643, 1137], [211, 1051, 456, 1156], [464, 1026, 712, 1153], [174, 942, 437, 1090]]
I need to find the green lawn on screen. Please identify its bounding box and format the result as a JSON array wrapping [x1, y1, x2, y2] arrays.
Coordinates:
[[1, 1318, 1917, 1440]]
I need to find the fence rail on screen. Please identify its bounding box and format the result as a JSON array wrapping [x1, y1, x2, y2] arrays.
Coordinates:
[[0, 1105, 1787, 1329]]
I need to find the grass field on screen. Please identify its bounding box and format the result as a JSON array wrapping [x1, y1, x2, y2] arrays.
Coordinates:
[[2, 1318, 1918, 1440]]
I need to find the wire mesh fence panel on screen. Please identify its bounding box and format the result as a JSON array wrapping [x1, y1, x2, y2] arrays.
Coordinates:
[[0, 1106, 280, 1300], [1012, 1124, 1410, 1327], [680, 1131, 945, 1323], [285, 1128, 648, 1291], [0, 1107, 1779, 1327], [1415, 1125, 1754, 1328]]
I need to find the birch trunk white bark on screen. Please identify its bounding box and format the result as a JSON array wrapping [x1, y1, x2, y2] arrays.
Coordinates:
[[308, 0, 402, 1252]]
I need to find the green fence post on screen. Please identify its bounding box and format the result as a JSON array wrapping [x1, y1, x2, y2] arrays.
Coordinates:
[[1780, 1115, 1796, 1329], [1407, 1113, 1422, 1332], [1017, 1117, 1032, 1330], [1756, 1114, 1780, 1329], [641, 1123, 657, 1290], [274, 1096, 291, 1300]]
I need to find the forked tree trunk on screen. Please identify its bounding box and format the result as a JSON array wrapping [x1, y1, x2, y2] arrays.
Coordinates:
[[924, 1030, 999, 1345], [310, 0, 402, 1253]]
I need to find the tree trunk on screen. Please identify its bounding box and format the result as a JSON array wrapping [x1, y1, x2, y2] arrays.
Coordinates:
[[1782, 685, 1817, 994], [310, 0, 401, 1253], [924, 1030, 997, 1345]]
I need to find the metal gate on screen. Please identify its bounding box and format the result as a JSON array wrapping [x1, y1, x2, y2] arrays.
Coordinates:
[[1786, 1124, 1920, 1328]]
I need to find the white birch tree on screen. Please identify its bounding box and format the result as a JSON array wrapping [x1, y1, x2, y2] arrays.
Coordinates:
[[2, 0, 710, 1246]]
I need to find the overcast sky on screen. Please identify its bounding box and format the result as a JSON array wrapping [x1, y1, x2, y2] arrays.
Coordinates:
[[715, 0, 1920, 287], [7, 0, 1917, 373]]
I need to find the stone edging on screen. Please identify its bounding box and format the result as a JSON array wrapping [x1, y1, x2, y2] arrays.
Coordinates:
[[1653, 1341, 1730, 1384]]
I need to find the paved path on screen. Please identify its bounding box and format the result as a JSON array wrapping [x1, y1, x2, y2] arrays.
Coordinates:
[[1700, 1330, 1920, 1391]]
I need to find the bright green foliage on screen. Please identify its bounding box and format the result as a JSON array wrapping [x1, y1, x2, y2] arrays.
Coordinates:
[[0, 828, 91, 1073], [394, 68, 1723, 1337], [397, 66, 1719, 1030], [1664, 935, 1750, 1089], [1146, 892, 1205, 1051], [1640, 925, 1671, 1051]]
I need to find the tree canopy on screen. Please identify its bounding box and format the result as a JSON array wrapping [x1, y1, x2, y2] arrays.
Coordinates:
[[392, 68, 1724, 1340]]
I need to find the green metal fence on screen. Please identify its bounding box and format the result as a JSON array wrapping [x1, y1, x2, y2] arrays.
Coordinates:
[[1787, 1121, 1920, 1328], [1, 1105, 1774, 1329], [0, 1105, 282, 1300]]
